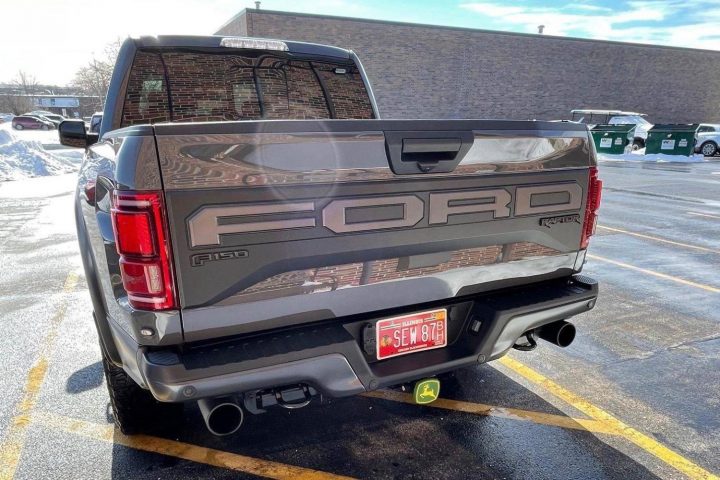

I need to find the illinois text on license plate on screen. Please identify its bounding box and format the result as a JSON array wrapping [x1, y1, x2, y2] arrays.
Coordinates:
[[376, 308, 447, 360]]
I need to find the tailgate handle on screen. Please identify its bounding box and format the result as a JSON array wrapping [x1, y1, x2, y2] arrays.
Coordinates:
[[385, 131, 474, 174], [402, 138, 461, 156]]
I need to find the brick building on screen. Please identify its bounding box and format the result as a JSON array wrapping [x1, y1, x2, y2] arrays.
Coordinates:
[[217, 9, 720, 124]]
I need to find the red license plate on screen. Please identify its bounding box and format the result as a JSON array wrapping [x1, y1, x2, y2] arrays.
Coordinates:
[[376, 308, 447, 360]]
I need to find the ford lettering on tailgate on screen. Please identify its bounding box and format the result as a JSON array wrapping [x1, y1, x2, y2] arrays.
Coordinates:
[[187, 183, 583, 247]]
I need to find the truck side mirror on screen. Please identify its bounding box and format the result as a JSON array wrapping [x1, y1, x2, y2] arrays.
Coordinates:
[[59, 120, 99, 148]]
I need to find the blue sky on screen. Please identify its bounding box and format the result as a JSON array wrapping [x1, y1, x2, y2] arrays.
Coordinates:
[[2, 0, 720, 85], [281, 0, 720, 45]]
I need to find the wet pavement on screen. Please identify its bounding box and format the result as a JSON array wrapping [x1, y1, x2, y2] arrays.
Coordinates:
[[0, 160, 718, 479]]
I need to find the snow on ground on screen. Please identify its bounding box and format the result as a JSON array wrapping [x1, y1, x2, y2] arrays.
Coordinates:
[[3, 123, 61, 146], [598, 148, 709, 163], [0, 123, 83, 181], [0, 173, 76, 198]]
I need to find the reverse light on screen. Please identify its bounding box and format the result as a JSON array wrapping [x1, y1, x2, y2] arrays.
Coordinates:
[[111, 191, 177, 311], [220, 37, 289, 51], [580, 167, 603, 249]]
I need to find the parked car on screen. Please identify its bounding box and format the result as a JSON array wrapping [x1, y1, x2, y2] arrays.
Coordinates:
[[39, 113, 67, 127], [89, 112, 103, 133], [23, 111, 68, 127], [571, 109, 652, 150], [11, 115, 55, 130], [64, 35, 601, 436], [694, 124, 720, 157]]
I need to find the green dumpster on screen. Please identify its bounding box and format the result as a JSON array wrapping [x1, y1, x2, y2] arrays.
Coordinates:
[[590, 124, 635, 154], [645, 124, 699, 156]]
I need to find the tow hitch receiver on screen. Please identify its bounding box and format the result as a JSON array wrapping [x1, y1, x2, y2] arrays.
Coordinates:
[[245, 384, 317, 413], [413, 378, 440, 404]]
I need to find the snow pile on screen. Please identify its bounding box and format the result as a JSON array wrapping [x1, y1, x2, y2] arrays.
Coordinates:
[[4, 124, 62, 146], [598, 148, 708, 163], [0, 124, 83, 181]]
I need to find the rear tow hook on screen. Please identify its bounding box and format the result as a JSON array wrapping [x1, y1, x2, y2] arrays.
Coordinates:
[[513, 331, 538, 351]]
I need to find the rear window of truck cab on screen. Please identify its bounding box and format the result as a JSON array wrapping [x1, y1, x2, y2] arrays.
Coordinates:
[[120, 50, 375, 126]]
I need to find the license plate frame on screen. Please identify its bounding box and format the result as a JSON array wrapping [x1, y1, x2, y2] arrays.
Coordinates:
[[375, 308, 447, 360]]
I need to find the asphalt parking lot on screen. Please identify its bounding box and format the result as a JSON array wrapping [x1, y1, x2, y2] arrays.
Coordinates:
[[0, 160, 719, 480]]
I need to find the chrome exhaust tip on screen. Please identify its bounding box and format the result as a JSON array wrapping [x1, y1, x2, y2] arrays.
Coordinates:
[[197, 396, 244, 436]]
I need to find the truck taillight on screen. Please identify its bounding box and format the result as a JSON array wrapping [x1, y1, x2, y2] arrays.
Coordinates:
[[111, 191, 177, 311], [581, 167, 603, 249]]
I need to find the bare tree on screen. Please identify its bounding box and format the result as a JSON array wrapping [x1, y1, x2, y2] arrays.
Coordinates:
[[71, 38, 122, 108], [0, 94, 33, 114], [104, 38, 122, 63], [12, 70, 38, 95]]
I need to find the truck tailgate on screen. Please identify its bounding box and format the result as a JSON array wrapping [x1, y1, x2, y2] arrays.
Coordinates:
[[153, 119, 594, 341]]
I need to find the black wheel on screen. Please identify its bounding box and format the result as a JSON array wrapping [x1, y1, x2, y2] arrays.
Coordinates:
[[41, 125, 49, 131], [101, 345, 184, 435], [632, 139, 644, 151], [14, 124, 23, 130], [700, 141, 718, 157]]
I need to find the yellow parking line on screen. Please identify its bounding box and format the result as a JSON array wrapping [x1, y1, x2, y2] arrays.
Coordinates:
[[0, 272, 78, 480], [588, 254, 720, 293], [364, 390, 619, 435], [687, 211, 720, 220], [32, 411, 353, 480], [499, 356, 720, 480], [0, 270, 351, 480], [597, 225, 720, 255]]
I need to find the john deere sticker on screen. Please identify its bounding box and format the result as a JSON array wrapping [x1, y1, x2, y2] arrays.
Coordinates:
[[413, 378, 440, 404]]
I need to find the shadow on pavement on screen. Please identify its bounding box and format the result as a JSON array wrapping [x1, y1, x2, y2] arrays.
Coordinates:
[[104, 363, 660, 479], [66, 361, 103, 394]]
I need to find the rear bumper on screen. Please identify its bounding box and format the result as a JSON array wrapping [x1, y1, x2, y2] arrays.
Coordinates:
[[138, 275, 598, 402]]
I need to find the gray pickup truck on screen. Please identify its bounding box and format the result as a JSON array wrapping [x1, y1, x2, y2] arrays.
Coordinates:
[[61, 35, 601, 436]]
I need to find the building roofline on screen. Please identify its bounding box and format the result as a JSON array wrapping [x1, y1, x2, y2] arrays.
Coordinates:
[[218, 8, 720, 55], [216, 8, 248, 33]]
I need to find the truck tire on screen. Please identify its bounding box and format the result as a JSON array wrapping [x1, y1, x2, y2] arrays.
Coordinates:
[[101, 347, 184, 434], [700, 141, 718, 157]]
